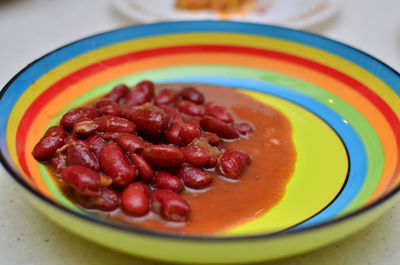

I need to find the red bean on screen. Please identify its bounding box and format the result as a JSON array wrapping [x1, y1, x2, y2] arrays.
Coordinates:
[[205, 156, 218, 169], [61, 165, 101, 196], [153, 171, 183, 192], [165, 119, 183, 145], [116, 133, 145, 153], [202, 132, 220, 145], [154, 88, 179, 106], [185, 118, 201, 127], [103, 83, 130, 102], [200, 116, 238, 139], [131, 105, 169, 137], [158, 105, 184, 123], [96, 131, 120, 141], [205, 102, 234, 123], [64, 133, 78, 145], [119, 107, 133, 119], [60, 107, 99, 130], [234, 122, 254, 138], [32, 126, 66, 160], [94, 99, 120, 116], [125, 80, 155, 107], [96, 115, 136, 134], [73, 118, 98, 135], [179, 124, 201, 145], [66, 140, 99, 171], [99, 143, 136, 187], [86, 134, 106, 157], [140, 144, 184, 168], [176, 165, 213, 189], [87, 187, 120, 211], [127, 153, 154, 181], [181, 146, 211, 166], [151, 189, 190, 221], [121, 182, 150, 216], [50, 152, 67, 172], [218, 149, 251, 179], [180, 86, 205, 105], [176, 100, 206, 117]]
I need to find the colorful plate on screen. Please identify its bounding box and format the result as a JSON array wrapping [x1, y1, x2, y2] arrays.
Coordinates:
[[1, 21, 400, 263]]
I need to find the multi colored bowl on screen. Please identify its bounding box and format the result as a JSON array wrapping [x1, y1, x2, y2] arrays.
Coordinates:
[[1, 21, 400, 264]]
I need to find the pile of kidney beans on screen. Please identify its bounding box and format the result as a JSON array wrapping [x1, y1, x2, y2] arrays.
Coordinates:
[[32, 81, 253, 222]]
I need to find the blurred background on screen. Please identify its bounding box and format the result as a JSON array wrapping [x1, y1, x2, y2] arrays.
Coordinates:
[[1, 0, 400, 264]]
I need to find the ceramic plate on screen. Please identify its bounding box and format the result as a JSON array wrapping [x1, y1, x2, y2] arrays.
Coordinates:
[[1, 21, 400, 263]]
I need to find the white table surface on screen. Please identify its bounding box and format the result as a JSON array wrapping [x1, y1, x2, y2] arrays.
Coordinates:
[[1, 0, 400, 264]]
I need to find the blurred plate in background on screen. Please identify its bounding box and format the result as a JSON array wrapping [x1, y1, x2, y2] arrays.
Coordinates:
[[113, 0, 342, 28]]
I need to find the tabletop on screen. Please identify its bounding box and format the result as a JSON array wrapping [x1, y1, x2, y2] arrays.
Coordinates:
[[1, 0, 400, 264]]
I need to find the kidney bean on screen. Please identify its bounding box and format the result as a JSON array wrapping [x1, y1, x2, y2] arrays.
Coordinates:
[[205, 102, 234, 123], [86, 134, 106, 157], [66, 140, 99, 171], [87, 187, 120, 211], [164, 120, 182, 146], [102, 83, 130, 102], [140, 144, 184, 168], [131, 105, 169, 137], [180, 86, 205, 105], [116, 133, 145, 153], [202, 131, 220, 145], [60, 107, 99, 130], [218, 149, 251, 179], [64, 134, 77, 146], [96, 131, 120, 141], [158, 105, 184, 123], [32, 126, 66, 160], [234, 122, 254, 138], [125, 80, 155, 107], [96, 115, 136, 134], [95, 99, 120, 116], [61, 165, 101, 196], [50, 152, 67, 172], [176, 165, 213, 189], [179, 123, 201, 145], [121, 182, 150, 216], [200, 116, 238, 139], [176, 100, 206, 117], [181, 146, 211, 166], [127, 153, 154, 181], [205, 156, 218, 169], [154, 88, 179, 106], [73, 118, 99, 135], [153, 171, 183, 192], [99, 143, 136, 187], [118, 107, 133, 119], [151, 189, 190, 222], [185, 118, 201, 127]]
